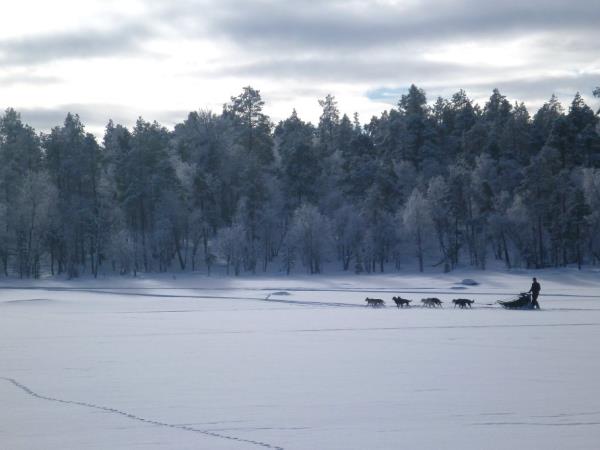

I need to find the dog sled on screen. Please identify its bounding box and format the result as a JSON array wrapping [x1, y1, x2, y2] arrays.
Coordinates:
[[498, 293, 533, 309]]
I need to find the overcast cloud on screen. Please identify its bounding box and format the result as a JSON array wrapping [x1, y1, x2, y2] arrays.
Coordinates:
[[0, 0, 598, 135], [0, 24, 153, 67]]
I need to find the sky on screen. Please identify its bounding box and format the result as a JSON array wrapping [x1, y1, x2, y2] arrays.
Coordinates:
[[0, 0, 598, 137]]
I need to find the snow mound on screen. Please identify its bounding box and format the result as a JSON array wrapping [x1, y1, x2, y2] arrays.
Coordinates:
[[271, 291, 291, 296]]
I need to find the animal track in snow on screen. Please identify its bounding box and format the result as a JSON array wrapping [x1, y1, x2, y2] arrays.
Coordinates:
[[1, 377, 284, 450]]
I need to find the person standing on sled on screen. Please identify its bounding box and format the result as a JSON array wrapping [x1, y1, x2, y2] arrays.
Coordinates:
[[528, 277, 541, 309]]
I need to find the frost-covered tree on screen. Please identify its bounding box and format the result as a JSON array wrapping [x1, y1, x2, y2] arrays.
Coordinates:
[[594, 87, 600, 113], [402, 188, 432, 272], [0, 85, 598, 277], [217, 222, 246, 276], [288, 204, 331, 274], [44, 114, 102, 277], [0, 109, 43, 275], [119, 118, 178, 272], [332, 203, 365, 271], [14, 173, 56, 278], [582, 168, 600, 264], [275, 110, 320, 209]]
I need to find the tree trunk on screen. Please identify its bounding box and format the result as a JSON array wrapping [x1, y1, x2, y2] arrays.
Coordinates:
[[501, 232, 511, 269], [537, 215, 544, 268], [417, 227, 424, 273]]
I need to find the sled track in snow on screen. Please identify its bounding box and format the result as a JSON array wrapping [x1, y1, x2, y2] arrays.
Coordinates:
[[4, 290, 600, 312], [0, 377, 284, 450], [0, 288, 363, 309], [2, 285, 600, 300]]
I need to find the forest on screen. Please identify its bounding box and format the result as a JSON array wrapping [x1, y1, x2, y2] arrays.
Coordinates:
[[1, 85, 600, 278]]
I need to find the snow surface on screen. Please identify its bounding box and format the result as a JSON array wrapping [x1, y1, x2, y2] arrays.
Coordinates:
[[2, 269, 600, 449]]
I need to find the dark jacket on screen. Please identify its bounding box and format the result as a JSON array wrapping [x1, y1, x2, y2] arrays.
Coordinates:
[[530, 281, 541, 294]]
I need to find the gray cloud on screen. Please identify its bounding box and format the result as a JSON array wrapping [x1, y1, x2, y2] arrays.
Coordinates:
[[211, 56, 483, 83], [191, 0, 600, 52], [0, 23, 154, 67], [17, 104, 189, 135], [170, 0, 600, 110]]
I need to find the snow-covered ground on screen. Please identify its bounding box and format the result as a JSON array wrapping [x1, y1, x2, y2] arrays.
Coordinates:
[[2, 269, 600, 449]]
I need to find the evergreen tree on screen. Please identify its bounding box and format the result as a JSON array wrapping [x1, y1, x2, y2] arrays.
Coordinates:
[[0, 85, 598, 277], [226, 86, 274, 165], [274, 110, 320, 209], [318, 94, 340, 157], [402, 188, 431, 272], [44, 114, 102, 277]]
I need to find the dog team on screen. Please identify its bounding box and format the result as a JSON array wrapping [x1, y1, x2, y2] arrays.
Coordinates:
[[364, 296, 475, 309]]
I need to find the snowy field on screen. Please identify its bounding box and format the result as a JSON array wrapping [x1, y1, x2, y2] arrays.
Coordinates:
[[2, 269, 600, 450]]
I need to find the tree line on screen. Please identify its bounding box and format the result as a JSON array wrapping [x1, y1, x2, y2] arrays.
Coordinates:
[[1, 85, 600, 278]]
